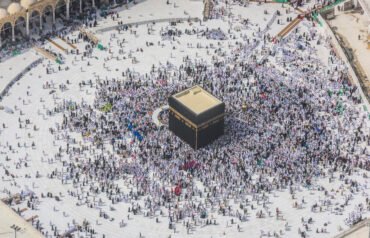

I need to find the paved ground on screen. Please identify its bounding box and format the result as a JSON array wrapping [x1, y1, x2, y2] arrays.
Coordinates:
[[334, 219, 370, 238], [358, 0, 370, 19], [0, 201, 43, 238], [0, 52, 40, 94], [0, 1, 369, 237], [328, 11, 370, 99], [345, 226, 370, 238]]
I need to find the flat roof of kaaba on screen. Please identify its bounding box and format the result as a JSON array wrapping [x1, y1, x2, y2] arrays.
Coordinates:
[[172, 85, 222, 114]]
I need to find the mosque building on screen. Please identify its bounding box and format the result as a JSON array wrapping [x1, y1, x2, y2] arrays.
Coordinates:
[[0, 0, 127, 46]]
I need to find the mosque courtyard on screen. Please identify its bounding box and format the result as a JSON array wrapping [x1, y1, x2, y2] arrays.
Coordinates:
[[0, 0, 369, 237]]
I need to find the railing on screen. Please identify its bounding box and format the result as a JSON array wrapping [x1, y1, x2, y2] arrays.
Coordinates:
[[0, 58, 43, 102], [96, 17, 200, 33], [258, 11, 277, 37]]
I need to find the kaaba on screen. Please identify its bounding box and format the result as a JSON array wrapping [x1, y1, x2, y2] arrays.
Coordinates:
[[168, 85, 225, 150]]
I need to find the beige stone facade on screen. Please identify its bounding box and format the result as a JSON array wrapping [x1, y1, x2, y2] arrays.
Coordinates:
[[0, 0, 116, 45], [333, 219, 370, 238]]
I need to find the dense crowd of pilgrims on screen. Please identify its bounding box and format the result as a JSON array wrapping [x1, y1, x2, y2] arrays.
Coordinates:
[[0, 0, 369, 237]]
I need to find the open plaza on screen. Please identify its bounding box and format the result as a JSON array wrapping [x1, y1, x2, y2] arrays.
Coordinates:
[[0, 0, 370, 237]]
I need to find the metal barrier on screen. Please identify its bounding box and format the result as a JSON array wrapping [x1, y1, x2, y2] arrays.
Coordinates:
[[96, 17, 200, 33], [259, 11, 277, 38], [0, 58, 43, 102]]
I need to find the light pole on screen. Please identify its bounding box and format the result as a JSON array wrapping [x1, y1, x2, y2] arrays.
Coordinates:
[[10, 225, 21, 238]]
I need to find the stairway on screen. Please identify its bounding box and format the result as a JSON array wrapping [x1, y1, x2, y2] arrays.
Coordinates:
[[33, 47, 57, 62], [276, 16, 302, 39], [46, 38, 67, 53], [57, 36, 77, 49]]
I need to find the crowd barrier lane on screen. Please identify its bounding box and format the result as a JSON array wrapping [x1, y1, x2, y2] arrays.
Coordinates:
[[96, 17, 201, 33], [0, 58, 43, 102]]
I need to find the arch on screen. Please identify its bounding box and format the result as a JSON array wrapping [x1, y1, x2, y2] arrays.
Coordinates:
[[0, 20, 13, 29], [54, 0, 67, 12], [1, 22, 12, 31], [0, 21, 13, 44], [56, 0, 67, 5], [28, 8, 42, 18], [29, 9, 41, 21], [14, 15, 26, 25], [55, 0, 67, 18], [40, 4, 54, 33], [14, 15, 26, 39], [41, 4, 54, 16], [28, 8, 41, 33]]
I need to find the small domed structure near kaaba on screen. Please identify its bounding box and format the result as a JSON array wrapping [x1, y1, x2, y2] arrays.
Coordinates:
[[168, 85, 225, 150]]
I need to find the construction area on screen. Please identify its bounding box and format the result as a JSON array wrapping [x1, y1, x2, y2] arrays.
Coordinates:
[[324, 1, 370, 102]]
